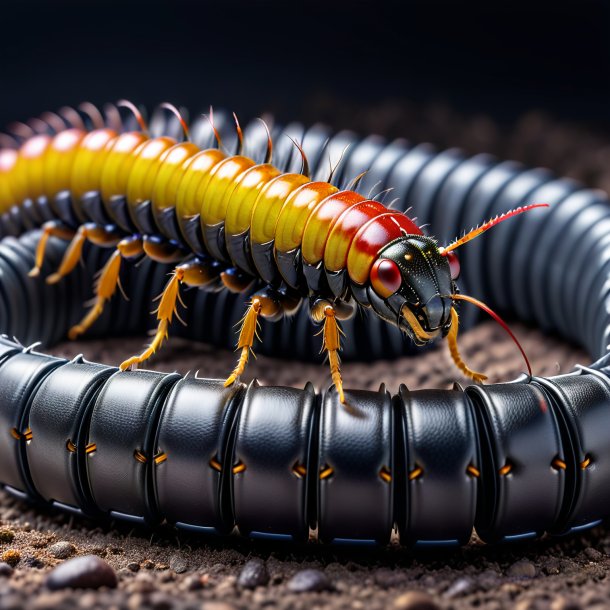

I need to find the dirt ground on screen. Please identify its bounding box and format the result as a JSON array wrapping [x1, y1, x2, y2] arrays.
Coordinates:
[[2, 321, 609, 610]]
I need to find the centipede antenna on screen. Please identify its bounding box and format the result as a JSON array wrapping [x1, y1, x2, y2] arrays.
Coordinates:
[[347, 169, 367, 191], [103, 103, 122, 132], [7, 121, 35, 140], [441, 203, 549, 254], [233, 112, 244, 155], [257, 118, 273, 164], [78, 102, 105, 130], [451, 293, 532, 378], [39, 111, 67, 134], [287, 136, 310, 178], [160, 102, 190, 142], [117, 100, 148, 133], [203, 107, 224, 150], [328, 143, 350, 184], [58, 106, 85, 130]]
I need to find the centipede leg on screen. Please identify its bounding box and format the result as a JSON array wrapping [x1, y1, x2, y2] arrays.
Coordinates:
[[447, 306, 487, 383], [45, 223, 122, 285], [28, 220, 76, 277], [68, 235, 144, 340], [120, 258, 219, 371], [225, 288, 283, 387], [311, 299, 346, 403]]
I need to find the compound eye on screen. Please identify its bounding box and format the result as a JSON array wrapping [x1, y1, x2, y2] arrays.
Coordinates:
[[446, 251, 460, 280], [370, 259, 402, 298]]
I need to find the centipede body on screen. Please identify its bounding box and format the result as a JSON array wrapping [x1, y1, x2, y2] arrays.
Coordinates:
[[1, 104, 610, 546]]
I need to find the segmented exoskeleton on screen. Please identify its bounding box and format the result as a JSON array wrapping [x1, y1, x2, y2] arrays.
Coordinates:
[[2, 108, 610, 546], [0, 102, 544, 401]]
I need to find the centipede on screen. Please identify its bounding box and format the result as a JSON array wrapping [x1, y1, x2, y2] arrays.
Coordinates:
[[0, 101, 609, 546]]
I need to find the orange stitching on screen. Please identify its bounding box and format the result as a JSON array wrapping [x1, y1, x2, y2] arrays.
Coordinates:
[[319, 465, 334, 480], [291, 461, 307, 479], [379, 466, 392, 483], [408, 465, 424, 481], [551, 457, 567, 470], [133, 449, 147, 464], [232, 460, 247, 474], [466, 464, 480, 477]]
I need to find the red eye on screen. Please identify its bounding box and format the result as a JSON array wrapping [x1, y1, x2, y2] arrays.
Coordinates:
[[370, 259, 402, 298], [446, 251, 460, 280]]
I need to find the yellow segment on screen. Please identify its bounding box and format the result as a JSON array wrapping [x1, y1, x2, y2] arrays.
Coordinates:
[[198, 156, 255, 226], [0, 149, 18, 212], [125, 136, 176, 206], [71, 129, 118, 200], [224, 164, 280, 236], [43, 128, 87, 197], [100, 131, 149, 202], [274, 182, 338, 253], [12, 135, 52, 202], [151, 142, 199, 210], [175, 149, 225, 218], [250, 173, 310, 245]]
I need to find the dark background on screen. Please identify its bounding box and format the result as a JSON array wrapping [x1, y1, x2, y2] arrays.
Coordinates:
[[1, 1, 609, 131]]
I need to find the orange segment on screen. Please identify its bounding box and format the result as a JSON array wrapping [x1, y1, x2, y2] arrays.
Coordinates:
[[323, 200, 387, 272], [301, 190, 365, 265], [274, 182, 338, 253]]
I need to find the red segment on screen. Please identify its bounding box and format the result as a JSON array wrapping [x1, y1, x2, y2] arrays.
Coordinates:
[[347, 213, 421, 284], [323, 200, 388, 272], [370, 259, 402, 298]]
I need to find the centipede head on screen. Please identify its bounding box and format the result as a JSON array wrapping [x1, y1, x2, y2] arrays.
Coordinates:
[[367, 235, 456, 346]]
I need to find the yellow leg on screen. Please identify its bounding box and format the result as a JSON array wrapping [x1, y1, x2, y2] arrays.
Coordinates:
[[68, 236, 144, 340], [46, 223, 121, 285], [225, 298, 262, 387], [311, 300, 345, 403], [29, 221, 75, 278], [120, 259, 218, 371], [447, 306, 487, 383]]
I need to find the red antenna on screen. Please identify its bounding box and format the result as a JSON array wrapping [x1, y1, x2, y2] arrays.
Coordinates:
[[160, 103, 190, 141]]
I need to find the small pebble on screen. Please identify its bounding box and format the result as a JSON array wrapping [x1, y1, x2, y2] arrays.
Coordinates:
[[0, 561, 13, 576], [1, 550, 20, 567], [507, 560, 537, 579], [142, 559, 155, 570], [393, 590, 440, 610], [48, 541, 76, 559], [169, 553, 188, 574], [287, 569, 332, 593], [0, 528, 15, 543], [46, 555, 118, 590], [238, 558, 269, 589], [127, 561, 140, 572]]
